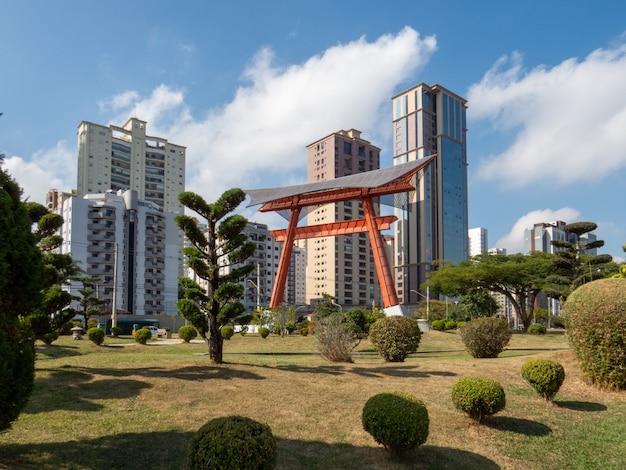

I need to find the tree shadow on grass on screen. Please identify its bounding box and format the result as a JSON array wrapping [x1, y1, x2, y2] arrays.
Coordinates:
[[485, 416, 552, 436], [27, 373, 152, 414], [0, 432, 501, 470], [36, 342, 82, 359], [241, 362, 457, 379], [554, 400, 607, 412], [277, 438, 501, 470], [0, 430, 193, 470]]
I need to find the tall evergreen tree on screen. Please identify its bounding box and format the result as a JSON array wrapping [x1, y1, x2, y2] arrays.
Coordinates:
[[0, 157, 44, 430], [545, 222, 615, 301], [175, 188, 255, 364], [23, 201, 79, 343]]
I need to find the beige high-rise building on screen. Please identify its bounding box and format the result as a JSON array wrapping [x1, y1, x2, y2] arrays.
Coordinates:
[[77, 117, 186, 214], [305, 129, 382, 308]]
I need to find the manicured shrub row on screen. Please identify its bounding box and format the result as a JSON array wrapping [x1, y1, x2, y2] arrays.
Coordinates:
[[178, 325, 197, 343], [521, 359, 565, 400], [187, 416, 277, 470], [564, 278, 626, 390], [87, 327, 105, 346], [362, 391, 429, 455], [368, 316, 421, 362], [451, 376, 506, 423]]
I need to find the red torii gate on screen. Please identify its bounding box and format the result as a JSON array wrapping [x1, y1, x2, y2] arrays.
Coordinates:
[[244, 157, 434, 315]]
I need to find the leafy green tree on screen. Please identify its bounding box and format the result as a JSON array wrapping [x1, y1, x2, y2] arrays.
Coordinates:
[[23, 201, 79, 343], [314, 293, 341, 319], [71, 274, 106, 330], [612, 243, 626, 278], [425, 253, 552, 332], [412, 299, 448, 322], [454, 289, 499, 321], [0, 158, 44, 430], [175, 188, 255, 364], [545, 222, 615, 301]]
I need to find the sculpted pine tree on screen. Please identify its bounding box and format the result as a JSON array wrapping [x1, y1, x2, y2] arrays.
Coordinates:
[[545, 222, 615, 301], [175, 188, 255, 364], [0, 158, 44, 430], [23, 202, 79, 343]]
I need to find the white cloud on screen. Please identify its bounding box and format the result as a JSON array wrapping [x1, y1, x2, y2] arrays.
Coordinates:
[[5, 27, 436, 210], [469, 43, 626, 188], [4, 140, 75, 203], [494, 207, 581, 254], [108, 27, 437, 201]]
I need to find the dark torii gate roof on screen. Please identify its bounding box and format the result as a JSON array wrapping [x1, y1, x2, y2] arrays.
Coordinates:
[[244, 156, 435, 212]]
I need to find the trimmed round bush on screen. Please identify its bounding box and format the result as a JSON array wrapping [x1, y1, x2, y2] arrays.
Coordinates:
[[134, 327, 151, 345], [178, 325, 198, 343], [521, 359, 565, 401], [563, 278, 626, 390], [110, 326, 122, 337], [86, 327, 105, 346], [444, 320, 457, 330], [258, 327, 270, 338], [362, 391, 429, 455], [187, 415, 277, 470], [458, 317, 511, 358], [528, 323, 547, 335], [221, 325, 235, 340], [300, 327, 309, 336], [431, 319, 446, 331], [368, 316, 421, 362], [451, 376, 506, 423]]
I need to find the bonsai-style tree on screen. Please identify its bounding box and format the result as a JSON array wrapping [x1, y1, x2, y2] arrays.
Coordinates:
[[175, 189, 255, 364], [545, 221, 615, 302], [23, 201, 79, 343], [71, 274, 106, 331]]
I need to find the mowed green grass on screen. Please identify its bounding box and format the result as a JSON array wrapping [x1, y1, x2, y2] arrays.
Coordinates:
[[0, 331, 625, 469]]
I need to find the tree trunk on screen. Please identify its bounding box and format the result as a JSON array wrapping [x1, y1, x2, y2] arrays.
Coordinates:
[[208, 315, 223, 364]]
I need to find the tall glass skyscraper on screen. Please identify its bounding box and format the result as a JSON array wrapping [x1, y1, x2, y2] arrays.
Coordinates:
[[391, 83, 468, 304]]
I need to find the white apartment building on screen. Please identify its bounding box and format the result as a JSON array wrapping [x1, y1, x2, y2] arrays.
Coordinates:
[[468, 227, 488, 258], [59, 190, 181, 316], [77, 117, 186, 214]]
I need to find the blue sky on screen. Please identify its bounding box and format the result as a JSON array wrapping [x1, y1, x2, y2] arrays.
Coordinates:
[[2, 0, 625, 261]]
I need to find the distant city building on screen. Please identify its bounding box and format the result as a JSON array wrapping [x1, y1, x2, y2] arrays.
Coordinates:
[[524, 220, 597, 255], [287, 245, 307, 306], [77, 117, 186, 214], [46, 189, 76, 212], [468, 227, 488, 257], [488, 247, 507, 255], [59, 190, 180, 316], [305, 129, 382, 307], [391, 83, 469, 304]]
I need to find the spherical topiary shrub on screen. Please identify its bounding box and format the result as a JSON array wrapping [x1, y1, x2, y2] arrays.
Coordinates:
[[178, 325, 197, 343], [431, 319, 446, 331], [528, 323, 547, 335], [362, 391, 429, 455], [563, 278, 626, 390], [258, 327, 270, 338], [187, 415, 277, 470], [87, 327, 105, 346], [110, 326, 122, 337], [368, 316, 421, 362], [521, 359, 565, 401], [451, 376, 506, 423], [221, 325, 235, 340], [134, 327, 151, 345], [458, 317, 511, 358], [444, 320, 457, 330]]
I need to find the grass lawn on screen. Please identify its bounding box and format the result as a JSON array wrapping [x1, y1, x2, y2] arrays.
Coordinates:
[[1, 331, 625, 469]]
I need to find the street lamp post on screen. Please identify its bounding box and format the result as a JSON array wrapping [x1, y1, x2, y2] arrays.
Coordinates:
[[330, 301, 342, 312], [410, 287, 429, 320], [248, 279, 260, 312]]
